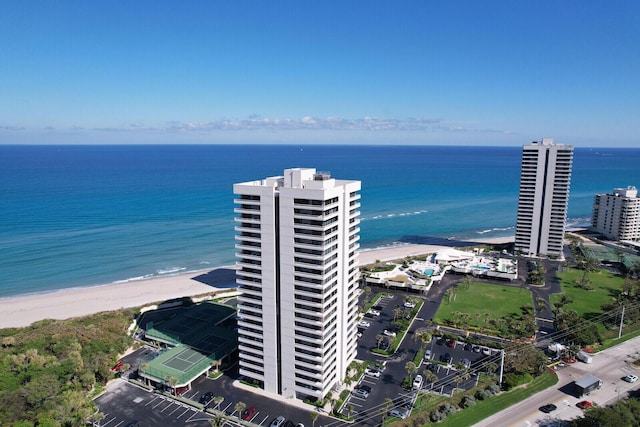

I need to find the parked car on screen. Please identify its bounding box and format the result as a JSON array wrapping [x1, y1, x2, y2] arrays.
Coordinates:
[[365, 366, 382, 377], [577, 400, 593, 409], [472, 345, 481, 353], [199, 391, 213, 404], [446, 339, 456, 348], [367, 309, 381, 316], [358, 320, 371, 328], [403, 301, 416, 309], [461, 358, 471, 369], [388, 407, 410, 419], [270, 416, 286, 427], [481, 346, 491, 356], [539, 404, 557, 413], [623, 374, 638, 383], [440, 353, 453, 364], [242, 407, 257, 420], [464, 343, 473, 351], [424, 349, 432, 360], [383, 329, 397, 337], [412, 374, 423, 390], [352, 388, 370, 399], [111, 361, 125, 372]]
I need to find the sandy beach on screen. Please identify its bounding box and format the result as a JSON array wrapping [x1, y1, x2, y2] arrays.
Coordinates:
[[0, 237, 513, 329]]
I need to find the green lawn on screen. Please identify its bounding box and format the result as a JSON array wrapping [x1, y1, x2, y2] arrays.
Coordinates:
[[551, 267, 624, 317], [435, 282, 532, 328], [435, 369, 559, 427]]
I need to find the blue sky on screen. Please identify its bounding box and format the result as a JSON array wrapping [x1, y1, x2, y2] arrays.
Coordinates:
[[1, 1, 639, 146]]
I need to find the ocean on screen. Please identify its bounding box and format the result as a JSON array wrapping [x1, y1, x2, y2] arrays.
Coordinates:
[[1, 144, 639, 298]]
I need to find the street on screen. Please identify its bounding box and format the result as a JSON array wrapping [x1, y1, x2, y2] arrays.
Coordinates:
[[474, 335, 640, 427]]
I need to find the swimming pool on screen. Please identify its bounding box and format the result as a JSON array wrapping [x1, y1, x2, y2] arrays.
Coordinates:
[[471, 265, 490, 271]]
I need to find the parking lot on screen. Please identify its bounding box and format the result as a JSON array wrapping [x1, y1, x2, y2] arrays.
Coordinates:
[[98, 286, 503, 426]]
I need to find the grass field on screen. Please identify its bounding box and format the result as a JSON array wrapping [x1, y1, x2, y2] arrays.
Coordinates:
[[551, 267, 624, 317], [435, 369, 559, 427], [435, 282, 532, 328]]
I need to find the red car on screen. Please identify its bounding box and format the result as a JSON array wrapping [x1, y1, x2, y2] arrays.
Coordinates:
[[242, 407, 257, 420], [111, 361, 125, 372], [577, 400, 592, 409]]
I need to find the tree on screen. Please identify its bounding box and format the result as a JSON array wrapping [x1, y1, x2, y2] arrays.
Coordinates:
[[345, 403, 354, 419], [405, 361, 418, 382], [364, 286, 372, 303], [376, 334, 384, 349], [208, 413, 227, 427], [234, 401, 246, 418], [462, 275, 473, 290], [423, 370, 438, 388], [310, 411, 319, 427], [164, 375, 178, 395], [211, 359, 221, 373], [213, 396, 224, 409], [535, 297, 548, 313]]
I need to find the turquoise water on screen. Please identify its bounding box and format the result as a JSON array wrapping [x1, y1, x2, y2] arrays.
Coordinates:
[[1, 144, 639, 297]]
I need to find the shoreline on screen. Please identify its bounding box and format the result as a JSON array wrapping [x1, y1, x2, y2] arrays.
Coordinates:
[[0, 236, 514, 329]]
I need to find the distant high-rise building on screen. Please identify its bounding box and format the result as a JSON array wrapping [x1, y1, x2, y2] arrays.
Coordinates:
[[591, 186, 640, 241], [233, 168, 361, 400], [515, 138, 574, 257]]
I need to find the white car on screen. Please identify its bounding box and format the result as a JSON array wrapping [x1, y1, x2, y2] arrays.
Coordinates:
[[358, 320, 371, 328], [367, 309, 381, 316], [383, 329, 397, 337], [424, 349, 432, 360], [412, 374, 423, 390], [403, 301, 416, 308], [365, 367, 382, 378], [623, 374, 638, 383], [481, 346, 491, 356], [388, 407, 410, 419]]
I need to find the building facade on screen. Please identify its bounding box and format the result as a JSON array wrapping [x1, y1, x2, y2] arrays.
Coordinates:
[[591, 186, 640, 241], [233, 168, 361, 400], [515, 138, 574, 257]]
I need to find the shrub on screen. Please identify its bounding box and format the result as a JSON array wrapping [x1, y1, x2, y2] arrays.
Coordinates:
[[475, 389, 492, 400], [430, 410, 446, 422], [442, 402, 457, 416], [460, 395, 477, 408], [488, 383, 501, 394]]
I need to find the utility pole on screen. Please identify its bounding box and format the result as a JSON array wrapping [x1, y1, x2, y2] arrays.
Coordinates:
[[618, 305, 625, 339], [498, 349, 505, 384]]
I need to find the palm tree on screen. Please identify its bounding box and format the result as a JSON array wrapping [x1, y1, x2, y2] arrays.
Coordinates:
[[345, 403, 354, 419], [405, 361, 417, 382], [485, 361, 498, 376], [164, 375, 177, 395], [423, 370, 438, 389], [535, 297, 548, 313], [463, 275, 473, 290], [364, 286, 372, 303], [234, 401, 246, 418], [213, 395, 224, 410], [375, 334, 384, 349], [208, 413, 227, 427], [310, 411, 319, 427], [211, 359, 221, 373]]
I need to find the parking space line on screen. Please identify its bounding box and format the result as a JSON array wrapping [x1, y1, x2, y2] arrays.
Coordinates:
[[222, 402, 233, 413], [145, 395, 161, 407], [160, 401, 176, 412], [152, 399, 165, 409], [177, 407, 191, 418], [99, 415, 117, 426], [258, 414, 270, 425], [168, 403, 183, 416]]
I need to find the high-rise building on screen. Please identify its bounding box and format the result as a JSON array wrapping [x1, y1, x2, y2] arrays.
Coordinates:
[[591, 186, 640, 241], [233, 168, 361, 400], [515, 138, 574, 257]]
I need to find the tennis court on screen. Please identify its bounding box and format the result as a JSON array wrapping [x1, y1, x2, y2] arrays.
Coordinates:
[[140, 301, 238, 386]]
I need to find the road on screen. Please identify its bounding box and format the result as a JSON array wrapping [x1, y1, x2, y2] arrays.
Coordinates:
[[474, 335, 640, 427]]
